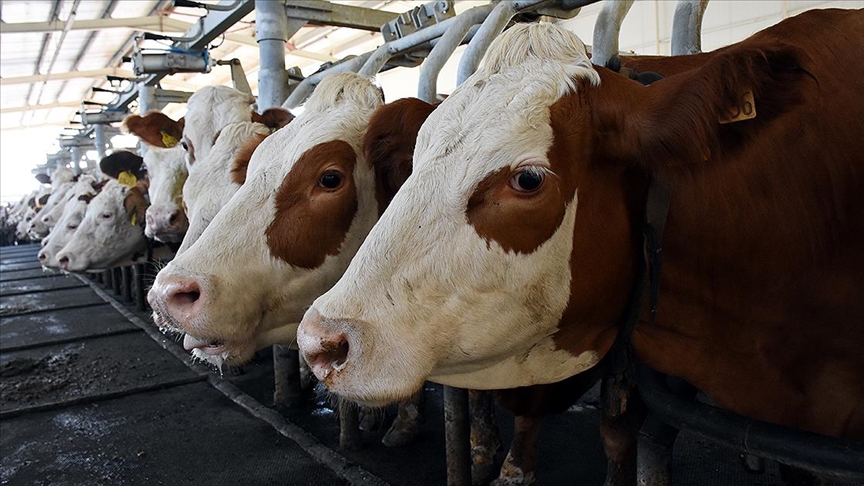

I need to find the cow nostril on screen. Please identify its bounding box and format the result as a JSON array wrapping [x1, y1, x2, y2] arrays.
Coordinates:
[[38, 253, 46, 261], [305, 333, 350, 379], [58, 256, 69, 269], [171, 289, 200, 307], [169, 211, 179, 225]]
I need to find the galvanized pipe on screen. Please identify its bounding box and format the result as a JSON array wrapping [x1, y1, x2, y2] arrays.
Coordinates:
[[93, 123, 107, 160], [358, 7, 490, 79], [671, 0, 709, 56], [417, 4, 494, 103], [591, 0, 634, 68], [282, 52, 373, 109], [255, 0, 289, 110], [133, 263, 147, 311], [455, 0, 548, 85], [69, 146, 82, 175], [121, 265, 133, 302]]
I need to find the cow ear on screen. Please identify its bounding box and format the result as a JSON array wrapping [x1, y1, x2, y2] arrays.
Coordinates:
[[592, 43, 810, 168], [230, 132, 269, 185], [123, 111, 184, 148], [100, 151, 145, 180], [35, 173, 51, 184], [362, 98, 436, 215], [37, 194, 51, 206], [123, 185, 148, 227], [78, 193, 95, 204], [251, 108, 294, 131]]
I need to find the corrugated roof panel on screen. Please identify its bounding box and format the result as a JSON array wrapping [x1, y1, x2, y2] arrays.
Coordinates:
[[111, 1, 163, 19], [1, 1, 56, 23], [0, 32, 44, 77]]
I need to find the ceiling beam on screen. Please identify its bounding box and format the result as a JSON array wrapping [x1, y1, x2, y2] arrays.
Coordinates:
[[0, 16, 190, 34], [1, 68, 135, 85], [1, 101, 82, 114]]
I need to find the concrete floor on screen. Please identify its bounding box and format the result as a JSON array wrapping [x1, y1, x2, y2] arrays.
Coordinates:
[[0, 243, 849, 486]]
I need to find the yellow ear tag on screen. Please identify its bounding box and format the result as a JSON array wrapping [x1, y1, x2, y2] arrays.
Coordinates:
[[719, 90, 756, 124], [118, 171, 137, 188], [130, 212, 137, 226], [161, 131, 179, 148]]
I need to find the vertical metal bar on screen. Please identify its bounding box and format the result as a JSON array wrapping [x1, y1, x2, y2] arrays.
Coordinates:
[[103, 269, 113, 289], [444, 386, 471, 486], [133, 263, 147, 311], [339, 401, 362, 450], [93, 123, 107, 160], [255, 0, 289, 110], [272, 345, 302, 408], [112, 267, 122, 295], [121, 265, 133, 302], [671, 0, 709, 56], [69, 146, 82, 174]]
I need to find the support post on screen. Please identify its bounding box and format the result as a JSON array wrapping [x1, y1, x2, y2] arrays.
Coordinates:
[[112, 267, 122, 295], [272, 345, 303, 408], [133, 263, 147, 311], [255, 0, 289, 110], [338, 401, 362, 450], [69, 146, 82, 174], [103, 269, 113, 289], [93, 123, 107, 159], [121, 265, 133, 302], [444, 386, 471, 486]]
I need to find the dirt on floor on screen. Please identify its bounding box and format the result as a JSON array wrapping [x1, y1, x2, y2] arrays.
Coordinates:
[[0, 349, 81, 404]]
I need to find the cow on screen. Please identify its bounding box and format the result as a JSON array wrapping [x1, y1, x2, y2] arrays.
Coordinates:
[[37, 175, 103, 269], [297, 9, 864, 482], [26, 167, 78, 239], [122, 90, 292, 253], [147, 73, 434, 446], [55, 152, 152, 272]]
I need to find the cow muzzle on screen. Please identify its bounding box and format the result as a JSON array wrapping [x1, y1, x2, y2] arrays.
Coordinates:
[[148, 275, 207, 333], [145, 207, 188, 243], [297, 308, 352, 384]]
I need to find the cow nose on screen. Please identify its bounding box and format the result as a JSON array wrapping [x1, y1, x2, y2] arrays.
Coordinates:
[[298, 308, 350, 382], [58, 255, 69, 270], [37, 251, 47, 262], [150, 277, 207, 329]]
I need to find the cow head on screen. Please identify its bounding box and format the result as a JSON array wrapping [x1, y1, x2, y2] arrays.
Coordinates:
[[182, 85, 256, 167], [148, 73, 382, 368], [38, 176, 103, 269], [26, 181, 76, 239], [177, 109, 292, 255], [297, 23, 621, 405], [56, 155, 150, 272]]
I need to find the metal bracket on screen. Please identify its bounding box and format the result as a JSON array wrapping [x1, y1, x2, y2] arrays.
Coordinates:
[[284, 0, 399, 32], [215, 58, 252, 95], [381, 1, 455, 42], [81, 110, 128, 125]]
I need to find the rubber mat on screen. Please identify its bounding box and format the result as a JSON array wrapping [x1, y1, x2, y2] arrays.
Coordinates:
[[1, 275, 87, 296], [0, 382, 349, 486], [0, 287, 106, 315], [1, 304, 138, 351], [0, 332, 200, 415]]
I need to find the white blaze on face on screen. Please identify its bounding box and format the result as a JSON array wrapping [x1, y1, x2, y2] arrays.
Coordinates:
[[142, 146, 188, 242], [182, 86, 255, 167], [55, 180, 147, 272], [177, 121, 271, 255], [39, 176, 100, 268], [151, 73, 383, 366], [303, 23, 602, 401]]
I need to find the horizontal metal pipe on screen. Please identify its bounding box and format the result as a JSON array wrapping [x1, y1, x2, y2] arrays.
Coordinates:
[[637, 365, 864, 480], [418, 4, 494, 102]]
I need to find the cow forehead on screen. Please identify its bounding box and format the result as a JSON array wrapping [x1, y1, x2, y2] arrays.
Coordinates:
[[414, 60, 581, 195]]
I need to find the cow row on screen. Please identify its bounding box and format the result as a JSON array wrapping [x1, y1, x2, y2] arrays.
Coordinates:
[[33, 8, 863, 485]]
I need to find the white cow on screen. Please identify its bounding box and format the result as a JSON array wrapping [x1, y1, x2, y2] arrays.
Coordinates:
[[37, 175, 102, 269]]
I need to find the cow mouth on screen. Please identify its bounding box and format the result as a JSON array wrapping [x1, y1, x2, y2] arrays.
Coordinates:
[[183, 334, 227, 355]]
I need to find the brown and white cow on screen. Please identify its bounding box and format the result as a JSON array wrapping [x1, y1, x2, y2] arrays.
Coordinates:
[[37, 175, 103, 269], [299, 10, 864, 456]]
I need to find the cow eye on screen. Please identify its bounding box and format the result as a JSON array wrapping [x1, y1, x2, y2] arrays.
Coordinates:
[[101, 212, 112, 219], [318, 171, 343, 190], [509, 167, 546, 193], [67, 224, 78, 230], [180, 141, 188, 151]]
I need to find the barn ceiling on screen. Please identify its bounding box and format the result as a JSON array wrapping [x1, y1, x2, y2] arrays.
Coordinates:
[[0, 0, 490, 133]]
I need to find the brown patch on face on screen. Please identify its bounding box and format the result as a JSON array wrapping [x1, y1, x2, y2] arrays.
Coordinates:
[[465, 100, 583, 254], [123, 112, 184, 148], [266, 140, 358, 269], [252, 108, 294, 131], [123, 184, 148, 226], [362, 98, 436, 215], [230, 132, 269, 185]]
